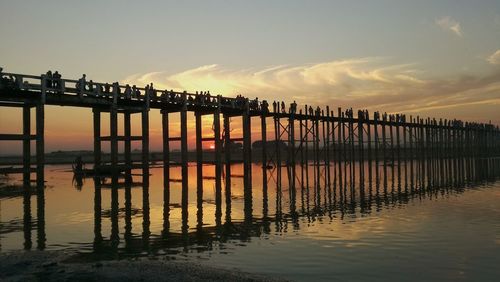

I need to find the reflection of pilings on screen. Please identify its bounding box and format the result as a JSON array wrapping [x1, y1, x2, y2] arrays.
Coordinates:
[[23, 190, 32, 250], [124, 180, 132, 249], [93, 178, 102, 250], [142, 180, 150, 250], [36, 187, 45, 250], [110, 183, 119, 249]]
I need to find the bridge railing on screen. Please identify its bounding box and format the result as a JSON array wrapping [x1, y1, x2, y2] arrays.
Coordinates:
[[0, 72, 263, 111], [2, 71, 496, 131]]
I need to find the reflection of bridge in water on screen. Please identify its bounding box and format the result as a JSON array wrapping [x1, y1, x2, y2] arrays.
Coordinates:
[[19, 156, 500, 255], [1, 70, 500, 253]]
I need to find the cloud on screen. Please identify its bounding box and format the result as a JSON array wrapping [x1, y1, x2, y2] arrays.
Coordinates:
[[122, 58, 500, 124], [436, 16, 463, 37], [487, 49, 500, 65]]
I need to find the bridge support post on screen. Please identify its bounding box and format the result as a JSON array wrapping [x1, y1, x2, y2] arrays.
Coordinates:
[[180, 95, 188, 208], [124, 111, 131, 182], [274, 105, 282, 187], [366, 111, 372, 185], [36, 104, 44, 188], [23, 106, 31, 187], [337, 108, 343, 188], [289, 110, 295, 188], [358, 110, 364, 186], [161, 109, 170, 235], [93, 109, 101, 173], [214, 103, 222, 221], [374, 113, 380, 185], [142, 109, 150, 184], [223, 114, 231, 221], [161, 110, 169, 182], [325, 107, 331, 188], [110, 106, 118, 184], [195, 112, 203, 206], [242, 100, 252, 219]]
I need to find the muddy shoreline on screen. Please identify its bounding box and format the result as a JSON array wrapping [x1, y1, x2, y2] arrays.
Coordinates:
[[0, 250, 285, 281]]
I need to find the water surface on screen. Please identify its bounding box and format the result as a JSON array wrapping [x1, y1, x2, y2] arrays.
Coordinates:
[[1, 159, 499, 281]]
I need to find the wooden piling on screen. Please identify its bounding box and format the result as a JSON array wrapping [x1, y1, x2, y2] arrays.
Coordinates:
[[93, 109, 101, 173], [36, 104, 44, 188], [110, 106, 118, 183], [223, 114, 232, 221], [124, 111, 131, 179], [195, 112, 203, 206], [180, 95, 188, 208], [142, 108, 150, 183], [23, 106, 31, 187], [214, 106, 222, 212]]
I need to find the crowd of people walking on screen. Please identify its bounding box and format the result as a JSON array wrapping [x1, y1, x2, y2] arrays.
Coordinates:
[[1, 68, 309, 116]]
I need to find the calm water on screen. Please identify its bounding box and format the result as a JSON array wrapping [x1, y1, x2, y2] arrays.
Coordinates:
[[1, 159, 499, 281]]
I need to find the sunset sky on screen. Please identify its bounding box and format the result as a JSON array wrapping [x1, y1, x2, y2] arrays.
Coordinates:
[[1, 0, 500, 154]]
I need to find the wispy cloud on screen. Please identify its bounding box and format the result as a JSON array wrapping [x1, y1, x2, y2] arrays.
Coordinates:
[[436, 16, 463, 37], [487, 49, 500, 65], [123, 58, 500, 124]]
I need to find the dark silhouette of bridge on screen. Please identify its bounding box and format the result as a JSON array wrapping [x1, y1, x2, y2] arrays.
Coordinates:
[[1, 70, 499, 195]]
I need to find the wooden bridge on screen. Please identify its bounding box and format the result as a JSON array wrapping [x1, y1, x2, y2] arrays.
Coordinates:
[[1, 70, 499, 194]]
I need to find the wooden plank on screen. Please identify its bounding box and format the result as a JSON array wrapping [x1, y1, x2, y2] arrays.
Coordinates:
[[0, 134, 36, 140]]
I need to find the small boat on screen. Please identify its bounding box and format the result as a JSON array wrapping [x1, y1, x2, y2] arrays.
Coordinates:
[[72, 157, 127, 177]]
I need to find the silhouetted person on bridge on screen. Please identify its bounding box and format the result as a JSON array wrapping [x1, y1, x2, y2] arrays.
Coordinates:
[[124, 84, 132, 99], [262, 100, 269, 113], [76, 74, 86, 94], [45, 71, 52, 88], [53, 71, 61, 90], [88, 80, 94, 93], [291, 100, 297, 114]]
